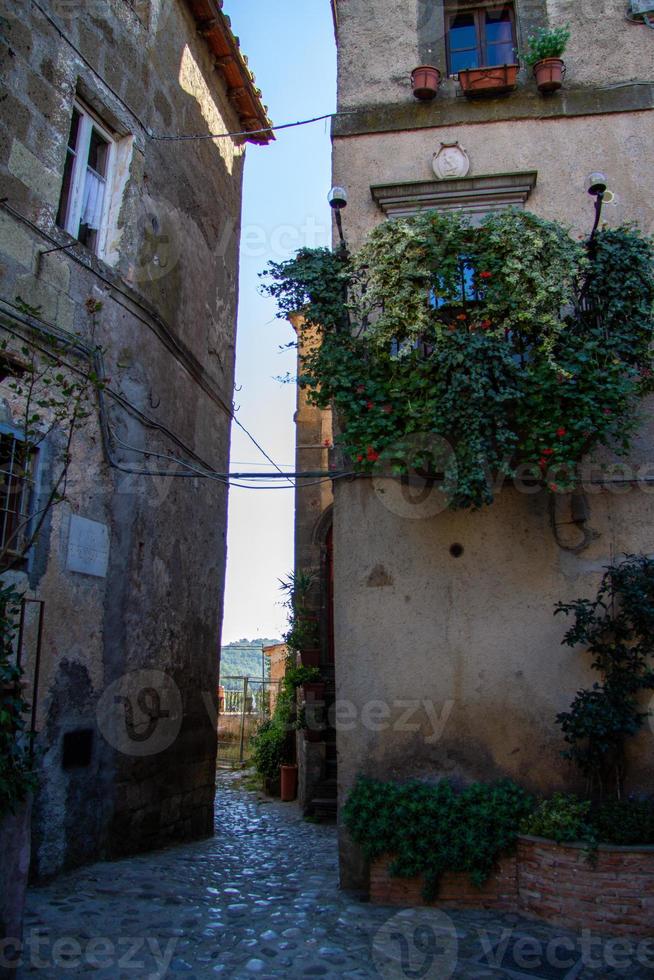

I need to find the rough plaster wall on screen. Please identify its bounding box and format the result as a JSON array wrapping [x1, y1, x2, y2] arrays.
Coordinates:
[[333, 110, 654, 248], [330, 0, 654, 892], [0, 0, 246, 876], [335, 0, 654, 108]]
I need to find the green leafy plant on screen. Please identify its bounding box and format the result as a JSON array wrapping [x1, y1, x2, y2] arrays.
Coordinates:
[[279, 570, 319, 653], [592, 797, 654, 845], [521, 793, 594, 844], [264, 211, 654, 510], [524, 25, 571, 67], [555, 555, 654, 800], [343, 776, 534, 899], [0, 583, 36, 816]]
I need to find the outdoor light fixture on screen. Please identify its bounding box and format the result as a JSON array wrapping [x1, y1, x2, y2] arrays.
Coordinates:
[[587, 172, 608, 197], [328, 186, 348, 250], [586, 172, 609, 241], [328, 186, 348, 210]]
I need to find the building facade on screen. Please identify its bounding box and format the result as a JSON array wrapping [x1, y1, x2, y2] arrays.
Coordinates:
[[0, 0, 271, 879], [295, 0, 654, 890]]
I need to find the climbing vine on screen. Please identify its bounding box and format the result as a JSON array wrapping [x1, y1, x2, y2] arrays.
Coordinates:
[[264, 210, 654, 510]]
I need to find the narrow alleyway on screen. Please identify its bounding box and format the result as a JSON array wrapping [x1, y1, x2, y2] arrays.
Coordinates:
[[17, 773, 652, 979]]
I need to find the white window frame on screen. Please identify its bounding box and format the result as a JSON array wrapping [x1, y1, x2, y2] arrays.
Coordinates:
[[58, 100, 117, 260]]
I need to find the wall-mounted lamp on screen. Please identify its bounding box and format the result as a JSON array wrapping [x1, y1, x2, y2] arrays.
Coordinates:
[[328, 186, 348, 251], [587, 172, 608, 241]]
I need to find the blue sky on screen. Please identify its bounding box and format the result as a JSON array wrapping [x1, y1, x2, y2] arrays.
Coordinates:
[[221, 1, 337, 642]]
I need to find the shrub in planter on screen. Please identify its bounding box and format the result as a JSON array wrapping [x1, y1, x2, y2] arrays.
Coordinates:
[[555, 555, 654, 800], [521, 794, 594, 844], [525, 25, 570, 93], [343, 776, 534, 899]]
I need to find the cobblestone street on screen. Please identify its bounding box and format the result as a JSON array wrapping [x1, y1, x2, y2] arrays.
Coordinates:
[[17, 772, 654, 979]]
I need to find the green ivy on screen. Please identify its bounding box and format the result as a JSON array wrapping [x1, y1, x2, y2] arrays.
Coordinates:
[[555, 554, 654, 799], [263, 211, 654, 510], [342, 776, 534, 899], [0, 583, 35, 817]]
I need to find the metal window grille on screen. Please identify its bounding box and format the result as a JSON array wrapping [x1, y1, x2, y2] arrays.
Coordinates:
[[0, 434, 35, 559]]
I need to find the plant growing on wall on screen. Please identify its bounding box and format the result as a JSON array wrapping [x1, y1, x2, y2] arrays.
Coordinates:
[[279, 570, 319, 653], [555, 554, 654, 800], [264, 211, 654, 510], [0, 298, 104, 813], [0, 583, 36, 816]]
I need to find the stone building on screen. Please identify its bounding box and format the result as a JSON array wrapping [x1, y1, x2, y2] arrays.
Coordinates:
[[0, 0, 271, 879], [294, 0, 654, 890]]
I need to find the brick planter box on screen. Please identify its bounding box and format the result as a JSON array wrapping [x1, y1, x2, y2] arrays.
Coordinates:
[[370, 836, 654, 937]]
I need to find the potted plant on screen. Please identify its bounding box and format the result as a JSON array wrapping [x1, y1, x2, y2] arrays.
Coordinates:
[[525, 24, 570, 94], [411, 66, 441, 101], [280, 763, 298, 801], [458, 63, 519, 98]]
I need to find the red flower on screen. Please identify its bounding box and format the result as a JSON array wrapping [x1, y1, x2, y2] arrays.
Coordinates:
[[356, 454, 364, 462], [539, 458, 548, 470], [383, 404, 393, 414], [366, 447, 380, 463], [603, 408, 612, 416], [556, 427, 566, 438], [480, 271, 492, 279], [480, 319, 492, 330], [366, 401, 374, 410], [542, 448, 554, 457], [457, 313, 467, 321], [549, 483, 559, 492], [323, 439, 332, 448], [356, 385, 365, 394]]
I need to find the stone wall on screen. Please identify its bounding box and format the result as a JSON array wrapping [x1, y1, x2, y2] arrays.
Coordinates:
[[0, 0, 252, 877]]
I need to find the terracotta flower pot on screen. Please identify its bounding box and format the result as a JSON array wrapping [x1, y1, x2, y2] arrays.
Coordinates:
[[458, 64, 519, 98], [280, 764, 298, 802], [533, 57, 565, 93], [411, 66, 442, 101]]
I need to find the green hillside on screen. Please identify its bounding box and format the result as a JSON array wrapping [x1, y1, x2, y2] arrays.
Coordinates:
[[220, 638, 280, 689]]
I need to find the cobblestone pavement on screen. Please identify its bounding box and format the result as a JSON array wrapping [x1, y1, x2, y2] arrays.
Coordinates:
[[17, 771, 654, 979]]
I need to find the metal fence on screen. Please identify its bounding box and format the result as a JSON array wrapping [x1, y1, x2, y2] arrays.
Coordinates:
[[216, 675, 281, 768]]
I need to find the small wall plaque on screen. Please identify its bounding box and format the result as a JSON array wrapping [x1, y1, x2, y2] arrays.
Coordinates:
[[67, 516, 110, 578], [433, 142, 471, 180]]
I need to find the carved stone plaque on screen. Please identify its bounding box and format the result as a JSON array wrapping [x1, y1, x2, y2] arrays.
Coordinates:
[[67, 516, 110, 578], [433, 142, 471, 180]]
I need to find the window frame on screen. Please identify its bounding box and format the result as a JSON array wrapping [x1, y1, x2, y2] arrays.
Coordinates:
[[445, 4, 517, 76], [56, 100, 117, 260], [0, 425, 38, 567]]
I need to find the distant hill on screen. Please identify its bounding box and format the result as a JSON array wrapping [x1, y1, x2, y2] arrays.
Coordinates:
[[220, 638, 280, 689]]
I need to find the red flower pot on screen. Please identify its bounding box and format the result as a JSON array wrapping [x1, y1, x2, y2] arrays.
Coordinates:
[[280, 764, 298, 802], [411, 66, 442, 101], [458, 64, 519, 98], [533, 58, 565, 93]]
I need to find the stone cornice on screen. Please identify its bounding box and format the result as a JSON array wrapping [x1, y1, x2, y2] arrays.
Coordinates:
[[371, 172, 538, 219], [184, 0, 274, 144], [333, 83, 654, 140]]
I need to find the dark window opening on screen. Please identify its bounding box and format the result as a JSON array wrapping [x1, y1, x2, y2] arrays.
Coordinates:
[[62, 729, 94, 769], [446, 4, 516, 74], [0, 434, 35, 562]]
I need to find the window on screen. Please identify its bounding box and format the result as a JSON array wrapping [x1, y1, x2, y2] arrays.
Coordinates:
[[56, 101, 115, 257], [446, 4, 516, 74], [0, 433, 35, 560]]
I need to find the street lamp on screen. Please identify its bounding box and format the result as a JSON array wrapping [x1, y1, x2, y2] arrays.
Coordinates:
[[328, 185, 348, 251], [587, 172, 608, 241]]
